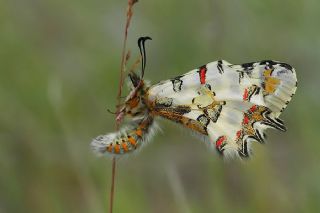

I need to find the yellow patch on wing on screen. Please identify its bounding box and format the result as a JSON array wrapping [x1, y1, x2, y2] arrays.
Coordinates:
[[263, 69, 280, 94]]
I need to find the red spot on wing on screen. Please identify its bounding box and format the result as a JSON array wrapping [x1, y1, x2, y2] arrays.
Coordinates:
[[243, 88, 249, 101], [243, 115, 249, 125], [216, 136, 226, 148], [236, 130, 242, 139], [199, 66, 207, 84], [250, 105, 257, 112]]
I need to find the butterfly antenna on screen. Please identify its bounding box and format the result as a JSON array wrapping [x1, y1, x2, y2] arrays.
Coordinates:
[[138, 36, 152, 79]]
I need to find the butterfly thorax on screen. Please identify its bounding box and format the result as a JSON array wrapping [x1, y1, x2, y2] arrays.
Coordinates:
[[121, 80, 152, 119]]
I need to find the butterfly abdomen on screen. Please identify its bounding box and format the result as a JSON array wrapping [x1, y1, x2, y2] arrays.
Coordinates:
[[91, 115, 157, 156]]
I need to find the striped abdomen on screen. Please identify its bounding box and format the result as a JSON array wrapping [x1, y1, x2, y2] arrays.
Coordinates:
[[91, 115, 157, 156]]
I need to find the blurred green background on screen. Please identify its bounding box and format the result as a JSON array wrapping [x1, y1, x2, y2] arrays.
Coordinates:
[[1, 0, 320, 212]]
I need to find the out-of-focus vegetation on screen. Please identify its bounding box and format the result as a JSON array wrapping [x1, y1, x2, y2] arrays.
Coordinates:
[[1, 0, 320, 212]]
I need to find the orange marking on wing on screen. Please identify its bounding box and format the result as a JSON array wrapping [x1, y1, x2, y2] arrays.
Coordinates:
[[252, 112, 263, 121], [265, 77, 280, 93], [263, 69, 272, 77], [263, 69, 280, 94]]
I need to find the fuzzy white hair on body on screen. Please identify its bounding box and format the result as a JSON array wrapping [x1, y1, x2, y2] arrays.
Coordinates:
[[91, 118, 160, 158]]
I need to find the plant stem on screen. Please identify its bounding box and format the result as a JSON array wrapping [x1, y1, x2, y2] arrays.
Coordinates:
[[109, 1, 138, 213]]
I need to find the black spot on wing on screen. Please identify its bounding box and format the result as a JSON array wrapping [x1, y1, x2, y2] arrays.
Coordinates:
[[174, 105, 191, 114], [241, 62, 255, 71], [153, 105, 191, 125], [239, 140, 249, 158], [254, 128, 265, 143], [248, 85, 260, 101], [259, 60, 277, 66], [217, 60, 224, 74], [255, 87, 261, 95], [205, 83, 211, 91], [204, 105, 222, 123], [279, 62, 293, 72], [171, 76, 183, 92], [238, 72, 244, 84], [197, 114, 210, 128], [261, 121, 286, 132]]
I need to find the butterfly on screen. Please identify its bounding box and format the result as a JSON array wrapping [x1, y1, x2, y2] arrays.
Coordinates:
[[91, 37, 297, 159]]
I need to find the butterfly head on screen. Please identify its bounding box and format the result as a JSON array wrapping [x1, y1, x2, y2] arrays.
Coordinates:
[[116, 36, 152, 122], [116, 72, 149, 122]]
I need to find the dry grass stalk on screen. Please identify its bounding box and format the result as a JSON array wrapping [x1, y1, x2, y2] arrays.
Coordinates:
[[109, 1, 139, 213]]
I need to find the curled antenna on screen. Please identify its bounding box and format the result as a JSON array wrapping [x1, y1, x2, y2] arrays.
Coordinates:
[[138, 36, 152, 79]]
